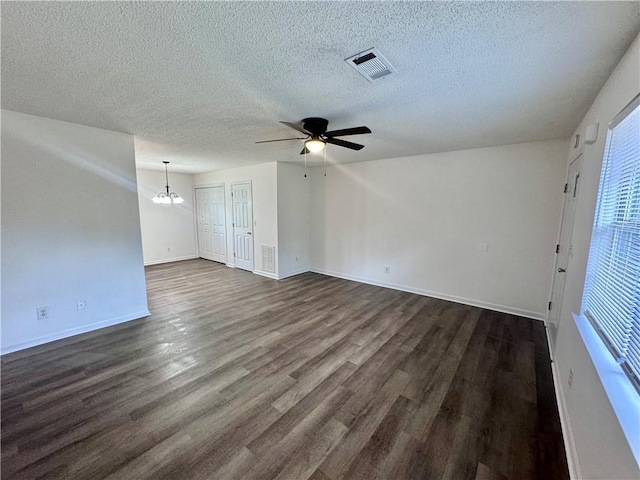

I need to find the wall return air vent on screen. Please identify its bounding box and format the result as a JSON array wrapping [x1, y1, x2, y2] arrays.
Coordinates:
[[261, 245, 276, 274], [345, 48, 396, 82]]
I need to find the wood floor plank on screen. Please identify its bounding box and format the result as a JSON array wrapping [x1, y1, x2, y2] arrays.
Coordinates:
[[103, 431, 193, 480], [373, 430, 421, 480], [1, 259, 569, 480], [243, 385, 354, 480], [161, 405, 281, 479], [274, 419, 348, 480], [441, 414, 479, 480], [341, 394, 419, 480], [319, 368, 411, 480], [247, 362, 356, 458]]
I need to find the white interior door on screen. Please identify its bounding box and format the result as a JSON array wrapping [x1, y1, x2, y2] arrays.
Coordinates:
[[196, 186, 226, 263], [548, 154, 582, 350], [196, 188, 213, 260], [210, 186, 227, 263], [232, 182, 254, 271]]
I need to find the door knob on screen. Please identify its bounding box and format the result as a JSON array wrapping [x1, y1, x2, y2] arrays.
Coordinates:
[[247, 232, 252, 235], [558, 268, 566, 273]]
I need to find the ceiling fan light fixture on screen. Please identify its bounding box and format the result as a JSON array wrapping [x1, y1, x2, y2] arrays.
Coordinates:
[[305, 136, 325, 153], [262, 117, 371, 156]]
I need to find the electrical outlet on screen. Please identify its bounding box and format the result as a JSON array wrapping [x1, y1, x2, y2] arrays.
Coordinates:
[[478, 243, 489, 252], [77, 299, 86, 311], [384, 266, 390, 274], [568, 369, 574, 389], [36, 306, 49, 320], [167, 246, 171, 253]]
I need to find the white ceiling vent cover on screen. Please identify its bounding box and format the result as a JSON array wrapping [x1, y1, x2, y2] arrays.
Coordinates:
[[345, 48, 396, 82]]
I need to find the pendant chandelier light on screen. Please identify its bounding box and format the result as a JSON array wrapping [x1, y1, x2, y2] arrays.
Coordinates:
[[153, 161, 184, 204]]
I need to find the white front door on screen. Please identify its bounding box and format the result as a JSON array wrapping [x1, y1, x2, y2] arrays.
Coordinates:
[[232, 182, 254, 271], [196, 186, 226, 263], [548, 154, 582, 351]]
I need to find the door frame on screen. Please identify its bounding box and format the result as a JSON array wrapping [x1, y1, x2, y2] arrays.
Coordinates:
[[193, 183, 226, 263], [546, 150, 583, 353], [231, 180, 254, 272]]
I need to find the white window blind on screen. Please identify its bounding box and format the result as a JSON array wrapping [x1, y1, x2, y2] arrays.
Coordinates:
[[583, 94, 640, 392]]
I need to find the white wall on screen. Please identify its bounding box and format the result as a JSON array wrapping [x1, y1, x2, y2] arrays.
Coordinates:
[[194, 162, 278, 277], [310, 139, 569, 319], [277, 163, 310, 278], [1, 110, 149, 354], [553, 34, 639, 480], [136, 168, 197, 265]]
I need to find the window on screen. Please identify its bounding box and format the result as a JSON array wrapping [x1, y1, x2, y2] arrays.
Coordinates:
[[583, 94, 640, 393], [582, 95, 640, 392]]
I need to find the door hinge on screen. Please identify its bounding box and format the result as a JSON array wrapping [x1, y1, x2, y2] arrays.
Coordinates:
[[563, 183, 569, 193], [556, 244, 560, 254], [234, 252, 236, 257], [548, 301, 552, 310]]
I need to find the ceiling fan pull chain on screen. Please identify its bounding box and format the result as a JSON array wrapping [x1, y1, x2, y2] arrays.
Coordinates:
[[304, 148, 308, 178], [324, 146, 327, 177]]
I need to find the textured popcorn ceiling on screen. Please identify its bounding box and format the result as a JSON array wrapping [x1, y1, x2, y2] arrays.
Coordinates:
[[2, 2, 638, 173]]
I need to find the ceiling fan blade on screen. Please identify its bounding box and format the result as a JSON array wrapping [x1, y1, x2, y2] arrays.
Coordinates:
[[280, 121, 311, 135], [325, 137, 365, 150], [299, 146, 310, 155], [255, 137, 306, 144], [324, 126, 371, 137]]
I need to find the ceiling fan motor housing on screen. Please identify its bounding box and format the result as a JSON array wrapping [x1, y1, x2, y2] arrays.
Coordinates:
[[302, 117, 329, 135]]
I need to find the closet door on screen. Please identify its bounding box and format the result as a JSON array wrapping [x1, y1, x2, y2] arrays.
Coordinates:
[[210, 186, 227, 263], [196, 186, 226, 263], [196, 188, 213, 261]]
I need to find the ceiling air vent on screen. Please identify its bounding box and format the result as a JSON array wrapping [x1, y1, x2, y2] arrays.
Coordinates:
[[345, 48, 396, 83]]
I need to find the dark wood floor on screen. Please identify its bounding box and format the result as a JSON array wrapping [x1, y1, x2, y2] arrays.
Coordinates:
[[1, 259, 568, 480]]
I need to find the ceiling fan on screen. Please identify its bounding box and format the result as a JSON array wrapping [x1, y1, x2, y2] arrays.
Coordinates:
[[255, 117, 372, 154]]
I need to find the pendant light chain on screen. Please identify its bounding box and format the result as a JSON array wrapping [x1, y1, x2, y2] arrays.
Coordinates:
[[164, 162, 170, 194], [304, 147, 308, 178], [153, 161, 184, 204]]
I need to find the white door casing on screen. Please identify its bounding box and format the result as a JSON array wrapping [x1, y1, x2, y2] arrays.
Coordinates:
[[548, 154, 582, 351], [196, 186, 226, 263], [232, 182, 254, 271]]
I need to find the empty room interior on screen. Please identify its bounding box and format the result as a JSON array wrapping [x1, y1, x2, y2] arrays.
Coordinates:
[[2, 2, 639, 479]]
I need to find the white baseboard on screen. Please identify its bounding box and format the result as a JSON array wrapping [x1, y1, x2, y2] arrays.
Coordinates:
[[144, 255, 197, 266], [550, 355, 581, 479], [253, 268, 310, 281], [309, 267, 545, 321], [542, 318, 580, 479], [253, 270, 279, 280], [278, 268, 310, 280], [0, 309, 151, 355], [226, 263, 236, 268]]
